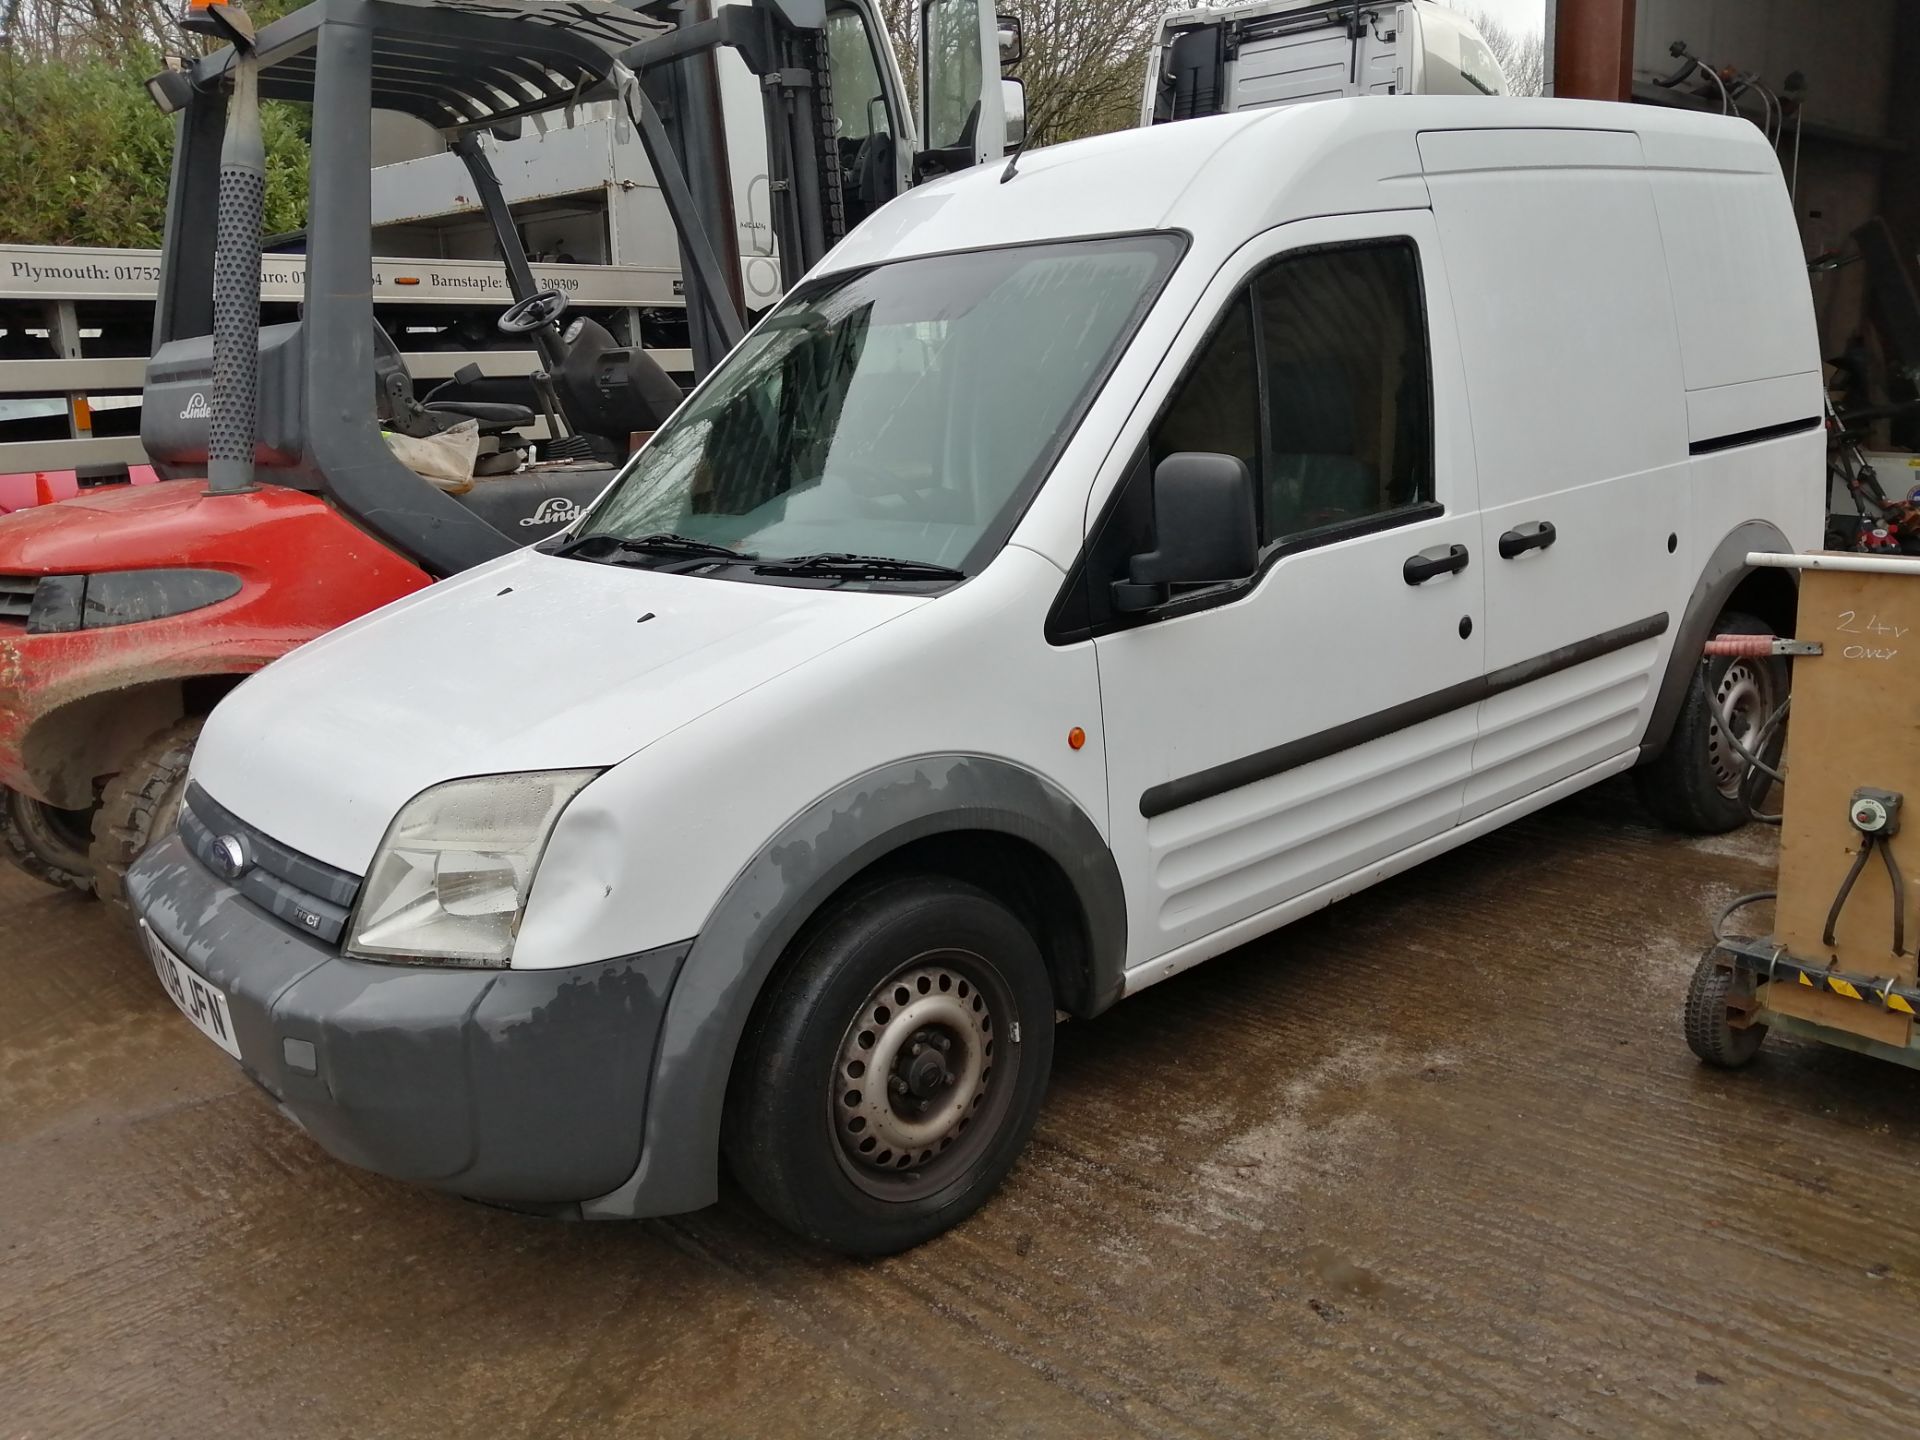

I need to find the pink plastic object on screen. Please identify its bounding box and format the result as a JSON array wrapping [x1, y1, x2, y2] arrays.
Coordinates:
[[1702, 633, 1780, 658]]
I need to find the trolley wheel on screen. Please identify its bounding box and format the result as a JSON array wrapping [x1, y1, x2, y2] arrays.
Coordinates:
[[1684, 947, 1768, 1069]]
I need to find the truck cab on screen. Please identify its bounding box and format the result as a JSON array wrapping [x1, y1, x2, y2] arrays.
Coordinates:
[[1143, 0, 1509, 125]]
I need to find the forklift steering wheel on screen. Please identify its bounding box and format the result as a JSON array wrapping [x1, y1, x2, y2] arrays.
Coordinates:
[[498, 289, 571, 335]]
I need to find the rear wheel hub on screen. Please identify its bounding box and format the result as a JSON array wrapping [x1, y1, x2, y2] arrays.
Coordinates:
[[1708, 659, 1775, 798]]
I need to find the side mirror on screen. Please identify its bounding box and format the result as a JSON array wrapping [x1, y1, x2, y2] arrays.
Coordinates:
[[997, 13, 1024, 65], [1113, 453, 1258, 612], [1002, 78, 1027, 149]]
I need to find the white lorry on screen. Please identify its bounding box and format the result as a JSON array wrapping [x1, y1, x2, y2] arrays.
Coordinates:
[[134, 98, 1820, 1254], [1143, 0, 1509, 124]]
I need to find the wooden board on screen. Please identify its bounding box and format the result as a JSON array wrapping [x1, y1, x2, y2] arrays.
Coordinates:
[[1771, 566, 1920, 1047]]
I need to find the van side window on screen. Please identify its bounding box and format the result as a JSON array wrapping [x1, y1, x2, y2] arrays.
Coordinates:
[[1149, 291, 1259, 478], [1252, 241, 1432, 543]]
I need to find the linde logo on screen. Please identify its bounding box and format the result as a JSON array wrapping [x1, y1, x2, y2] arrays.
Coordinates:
[[179, 392, 211, 421], [521, 497, 585, 528]]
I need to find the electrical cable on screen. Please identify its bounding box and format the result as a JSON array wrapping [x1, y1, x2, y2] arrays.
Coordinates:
[[1789, 93, 1804, 205], [1713, 680, 1789, 825], [1714, 890, 1776, 944], [1701, 63, 1729, 115], [1880, 837, 1906, 957], [1724, 696, 1789, 787], [1823, 836, 1878, 948]]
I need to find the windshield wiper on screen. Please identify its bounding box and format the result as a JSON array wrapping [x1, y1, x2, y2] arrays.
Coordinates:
[[753, 552, 967, 582], [550, 531, 752, 564]]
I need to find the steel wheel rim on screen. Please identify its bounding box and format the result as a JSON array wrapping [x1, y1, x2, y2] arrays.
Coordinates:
[[1707, 659, 1773, 798], [829, 949, 1017, 1203]]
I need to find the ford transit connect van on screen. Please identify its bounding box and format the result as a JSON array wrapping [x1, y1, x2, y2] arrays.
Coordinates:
[[131, 98, 1822, 1254]]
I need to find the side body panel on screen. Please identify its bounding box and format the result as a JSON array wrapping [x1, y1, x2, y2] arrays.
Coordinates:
[[1419, 127, 1690, 817], [1087, 210, 1488, 970]]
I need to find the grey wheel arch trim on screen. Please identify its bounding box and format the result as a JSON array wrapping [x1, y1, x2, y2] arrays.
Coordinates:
[[582, 754, 1126, 1219], [1640, 520, 1795, 759]]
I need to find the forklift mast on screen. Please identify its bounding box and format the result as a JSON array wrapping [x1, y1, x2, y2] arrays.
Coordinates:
[[138, 0, 1015, 579]]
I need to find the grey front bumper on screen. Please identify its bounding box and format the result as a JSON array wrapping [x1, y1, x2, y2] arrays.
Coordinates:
[[128, 834, 688, 1208]]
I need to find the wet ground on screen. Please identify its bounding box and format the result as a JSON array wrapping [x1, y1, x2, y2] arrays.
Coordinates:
[[4, 778, 1919, 1438]]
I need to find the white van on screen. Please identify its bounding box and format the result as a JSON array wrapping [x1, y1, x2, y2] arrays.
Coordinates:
[[131, 98, 1822, 1254]]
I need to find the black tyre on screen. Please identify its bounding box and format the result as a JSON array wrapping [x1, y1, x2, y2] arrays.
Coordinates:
[[0, 787, 95, 893], [90, 717, 202, 922], [1635, 610, 1787, 835], [1684, 947, 1767, 1069], [724, 876, 1055, 1256]]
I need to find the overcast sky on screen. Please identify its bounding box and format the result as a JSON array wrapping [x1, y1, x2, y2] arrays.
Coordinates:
[[1439, 0, 1547, 38]]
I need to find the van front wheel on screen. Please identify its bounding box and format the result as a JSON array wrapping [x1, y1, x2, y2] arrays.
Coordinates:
[[724, 877, 1055, 1255]]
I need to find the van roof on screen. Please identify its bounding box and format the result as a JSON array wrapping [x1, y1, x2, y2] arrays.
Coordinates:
[[826, 97, 1784, 276]]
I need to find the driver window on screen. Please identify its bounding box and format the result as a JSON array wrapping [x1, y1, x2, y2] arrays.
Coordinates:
[[1143, 239, 1432, 550], [1251, 241, 1433, 544]]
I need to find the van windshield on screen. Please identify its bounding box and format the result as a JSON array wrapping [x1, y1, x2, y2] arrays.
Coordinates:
[[575, 233, 1183, 578]]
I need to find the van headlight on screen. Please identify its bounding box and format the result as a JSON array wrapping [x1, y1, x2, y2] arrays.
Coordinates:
[[344, 770, 600, 967]]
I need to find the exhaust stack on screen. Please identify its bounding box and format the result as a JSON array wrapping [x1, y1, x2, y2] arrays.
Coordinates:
[[198, 2, 265, 495]]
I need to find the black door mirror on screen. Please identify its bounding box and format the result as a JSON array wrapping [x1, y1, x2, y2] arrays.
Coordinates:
[[1113, 452, 1259, 612], [997, 13, 1025, 65]]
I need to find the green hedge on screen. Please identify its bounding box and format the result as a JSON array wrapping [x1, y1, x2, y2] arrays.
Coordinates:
[[0, 47, 310, 248]]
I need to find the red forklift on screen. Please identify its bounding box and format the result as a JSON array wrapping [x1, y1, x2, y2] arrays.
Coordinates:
[[0, 0, 1018, 908]]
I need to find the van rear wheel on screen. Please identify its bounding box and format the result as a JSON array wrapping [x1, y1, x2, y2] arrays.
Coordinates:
[[724, 877, 1054, 1255], [1635, 610, 1786, 835], [0, 789, 96, 893]]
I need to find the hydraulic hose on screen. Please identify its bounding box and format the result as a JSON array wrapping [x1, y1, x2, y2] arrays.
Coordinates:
[[208, 46, 265, 495]]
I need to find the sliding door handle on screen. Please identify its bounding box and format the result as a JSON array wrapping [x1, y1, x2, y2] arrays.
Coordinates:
[[1403, 543, 1470, 586], [1498, 520, 1557, 559]]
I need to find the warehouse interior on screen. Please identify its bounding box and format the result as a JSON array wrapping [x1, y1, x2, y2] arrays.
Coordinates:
[[1556, 0, 1920, 432]]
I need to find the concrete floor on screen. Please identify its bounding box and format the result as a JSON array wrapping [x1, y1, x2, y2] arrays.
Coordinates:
[[4, 779, 1919, 1438]]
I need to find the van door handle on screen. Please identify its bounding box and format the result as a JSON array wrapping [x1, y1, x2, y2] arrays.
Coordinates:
[[1498, 520, 1557, 559], [1403, 543, 1470, 586]]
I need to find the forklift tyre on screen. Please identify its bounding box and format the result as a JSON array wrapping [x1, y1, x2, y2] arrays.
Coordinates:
[[1635, 610, 1785, 835], [1684, 947, 1768, 1069], [91, 717, 203, 924], [0, 789, 96, 894]]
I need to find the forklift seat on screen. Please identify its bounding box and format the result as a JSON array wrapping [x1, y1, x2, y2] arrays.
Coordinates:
[[425, 399, 536, 429], [451, 465, 618, 538]]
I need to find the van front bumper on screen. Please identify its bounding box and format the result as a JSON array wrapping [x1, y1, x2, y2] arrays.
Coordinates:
[[127, 834, 689, 1209]]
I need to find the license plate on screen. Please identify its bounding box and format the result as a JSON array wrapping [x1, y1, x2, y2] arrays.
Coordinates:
[[142, 921, 242, 1060]]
